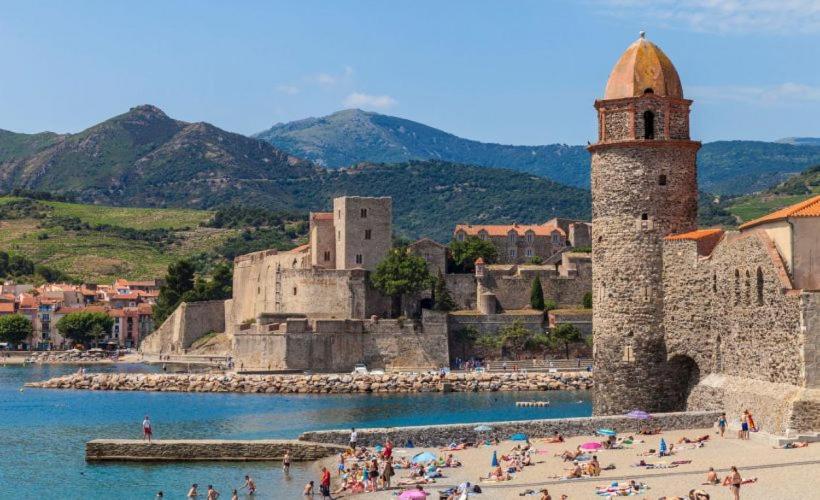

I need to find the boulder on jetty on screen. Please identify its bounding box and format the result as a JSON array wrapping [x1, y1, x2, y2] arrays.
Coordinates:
[[25, 371, 592, 394]]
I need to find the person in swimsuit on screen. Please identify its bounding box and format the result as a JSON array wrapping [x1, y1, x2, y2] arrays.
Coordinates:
[[187, 484, 199, 497], [230, 490, 238, 500], [242, 475, 256, 495], [739, 413, 749, 440], [283, 451, 291, 474], [717, 413, 727, 437], [206, 485, 220, 500], [728, 466, 742, 500], [303, 480, 314, 498], [337, 453, 345, 475]]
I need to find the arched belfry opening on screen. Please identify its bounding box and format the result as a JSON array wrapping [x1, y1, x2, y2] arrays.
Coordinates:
[[667, 355, 700, 410], [643, 88, 654, 94], [643, 110, 655, 139]]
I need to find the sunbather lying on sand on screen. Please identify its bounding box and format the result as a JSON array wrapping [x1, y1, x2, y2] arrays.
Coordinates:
[[639, 426, 663, 435], [397, 477, 435, 486], [556, 446, 583, 461], [688, 488, 710, 499], [483, 466, 512, 482], [722, 476, 758, 486], [775, 441, 809, 449], [677, 435, 710, 444], [544, 431, 564, 443]]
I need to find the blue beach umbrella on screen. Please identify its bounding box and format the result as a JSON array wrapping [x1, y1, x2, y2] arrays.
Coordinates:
[[510, 433, 528, 441], [411, 451, 437, 464], [659, 438, 667, 455], [491, 450, 499, 467], [596, 428, 617, 436]]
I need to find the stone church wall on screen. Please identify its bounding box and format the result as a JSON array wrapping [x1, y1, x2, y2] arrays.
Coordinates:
[[663, 232, 817, 433]]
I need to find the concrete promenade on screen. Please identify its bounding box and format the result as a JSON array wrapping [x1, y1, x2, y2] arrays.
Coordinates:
[[85, 439, 346, 462]]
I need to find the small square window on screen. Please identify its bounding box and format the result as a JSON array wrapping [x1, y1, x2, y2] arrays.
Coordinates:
[[355, 254, 363, 264], [360, 208, 367, 218], [292, 287, 297, 295], [365, 229, 372, 240], [324, 251, 331, 261]]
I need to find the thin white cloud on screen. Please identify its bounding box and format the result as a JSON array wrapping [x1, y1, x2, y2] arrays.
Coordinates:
[[311, 66, 355, 86], [276, 85, 300, 95], [343, 92, 398, 110], [689, 82, 820, 104], [589, 0, 820, 34]]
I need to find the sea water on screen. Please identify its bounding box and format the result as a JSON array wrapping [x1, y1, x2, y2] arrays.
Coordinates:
[[0, 364, 591, 499]]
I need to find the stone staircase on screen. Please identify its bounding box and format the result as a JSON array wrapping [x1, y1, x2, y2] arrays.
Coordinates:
[[484, 358, 592, 372]]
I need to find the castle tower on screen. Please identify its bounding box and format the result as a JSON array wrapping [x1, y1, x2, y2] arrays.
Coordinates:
[[589, 33, 700, 414]]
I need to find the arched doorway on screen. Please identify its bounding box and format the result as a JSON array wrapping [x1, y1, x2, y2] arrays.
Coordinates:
[[667, 355, 700, 410]]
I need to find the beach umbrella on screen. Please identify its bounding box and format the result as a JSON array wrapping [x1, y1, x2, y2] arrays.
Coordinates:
[[399, 489, 429, 499], [580, 441, 602, 450], [627, 410, 651, 420], [474, 424, 493, 432], [510, 433, 528, 441], [659, 438, 667, 455], [596, 428, 617, 436], [374, 445, 384, 453], [411, 451, 436, 464], [491, 450, 499, 467]]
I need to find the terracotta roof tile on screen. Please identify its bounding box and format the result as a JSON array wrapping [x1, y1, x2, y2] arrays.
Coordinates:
[[289, 243, 310, 254], [739, 195, 820, 230], [311, 212, 334, 221], [0, 303, 16, 313], [454, 223, 565, 237], [664, 228, 724, 241]]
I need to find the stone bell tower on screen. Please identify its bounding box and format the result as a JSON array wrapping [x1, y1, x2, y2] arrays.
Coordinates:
[[589, 33, 700, 415]]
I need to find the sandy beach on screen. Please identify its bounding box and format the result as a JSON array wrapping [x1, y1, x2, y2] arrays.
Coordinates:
[[334, 427, 819, 499]]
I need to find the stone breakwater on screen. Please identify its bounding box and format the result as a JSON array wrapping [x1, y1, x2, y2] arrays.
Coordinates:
[[300, 411, 723, 448], [86, 439, 346, 462], [25, 371, 593, 394]]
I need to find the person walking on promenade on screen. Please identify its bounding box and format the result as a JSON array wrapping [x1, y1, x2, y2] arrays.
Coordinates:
[[717, 413, 727, 437], [206, 485, 220, 500], [187, 483, 198, 497], [142, 415, 153, 443], [319, 466, 333, 499], [283, 451, 291, 475], [349, 428, 357, 450]]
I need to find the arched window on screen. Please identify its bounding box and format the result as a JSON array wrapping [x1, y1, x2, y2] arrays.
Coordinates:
[[756, 267, 764, 305], [659, 174, 667, 186], [643, 110, 655, 139], [644, 88, 654, 94], [734, 269, 740, 305]]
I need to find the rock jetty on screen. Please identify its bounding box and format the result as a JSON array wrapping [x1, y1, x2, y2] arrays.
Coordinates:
[[26, 371, 592, 394]]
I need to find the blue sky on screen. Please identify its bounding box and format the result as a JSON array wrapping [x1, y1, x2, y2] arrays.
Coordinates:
[[1, 0, 819, 145]]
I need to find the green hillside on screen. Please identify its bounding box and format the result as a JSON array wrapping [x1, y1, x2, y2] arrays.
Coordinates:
[[724, 165, 820, 223]]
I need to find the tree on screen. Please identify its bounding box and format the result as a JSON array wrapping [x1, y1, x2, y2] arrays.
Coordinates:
[[474, 334, 501, 352], [0, 314, 33, 345], [182, 263, 233, 303], [449, 236, 498, 273], [582, 292, 593, 309], [497, 320, 533, 359], [530, 276, 545, 310], [56, 311, 114, 347], [432, 270, 456, 312], [371, 248, 433, 317], [153, 259, 196, 325], [552, 323, 583, 359], [544, 299, 557, 312]]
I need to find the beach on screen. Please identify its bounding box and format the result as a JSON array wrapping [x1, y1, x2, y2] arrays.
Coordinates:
[[338, 428, 819, 499]]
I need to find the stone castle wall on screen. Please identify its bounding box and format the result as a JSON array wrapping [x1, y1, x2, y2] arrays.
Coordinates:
[[139, 300, 225, 355], [334, 197, 392, 271], [232, 311, 449, 372]]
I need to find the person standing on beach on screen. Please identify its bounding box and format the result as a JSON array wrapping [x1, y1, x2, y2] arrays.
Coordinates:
[[283, 451, 291, 474], [380, 457, 394, 490], [717, 413, 727, 437], [319, 466, 332, 499], [740, 412, 749, 440], [349, 428, 357, 450], [728, 466, 742, 500], [142, 415, 152, 443]]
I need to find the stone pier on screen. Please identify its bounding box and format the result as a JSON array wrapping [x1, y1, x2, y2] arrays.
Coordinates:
[[85, 439, 346, 461]]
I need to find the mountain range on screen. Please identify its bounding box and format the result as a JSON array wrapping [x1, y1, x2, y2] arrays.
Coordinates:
[[256, 109, 820, 195], [0, 106, 589, 240]]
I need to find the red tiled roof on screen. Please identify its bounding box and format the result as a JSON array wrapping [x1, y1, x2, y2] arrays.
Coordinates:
[[311, 212, 333, 221], [739, 195, 820, 230], [289, 244, 310, 254], [454, 223, 566, 237], [664, 228, 725, 241], [0, 303, 16, 313], [111, 293, 140, 300], [0, 293, 16, 302]]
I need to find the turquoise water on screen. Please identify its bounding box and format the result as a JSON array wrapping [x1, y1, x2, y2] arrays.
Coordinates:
[[0, 364, 591, 499]]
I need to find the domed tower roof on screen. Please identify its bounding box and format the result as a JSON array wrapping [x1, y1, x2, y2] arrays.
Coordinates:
[[604, 33, 683, 100]]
